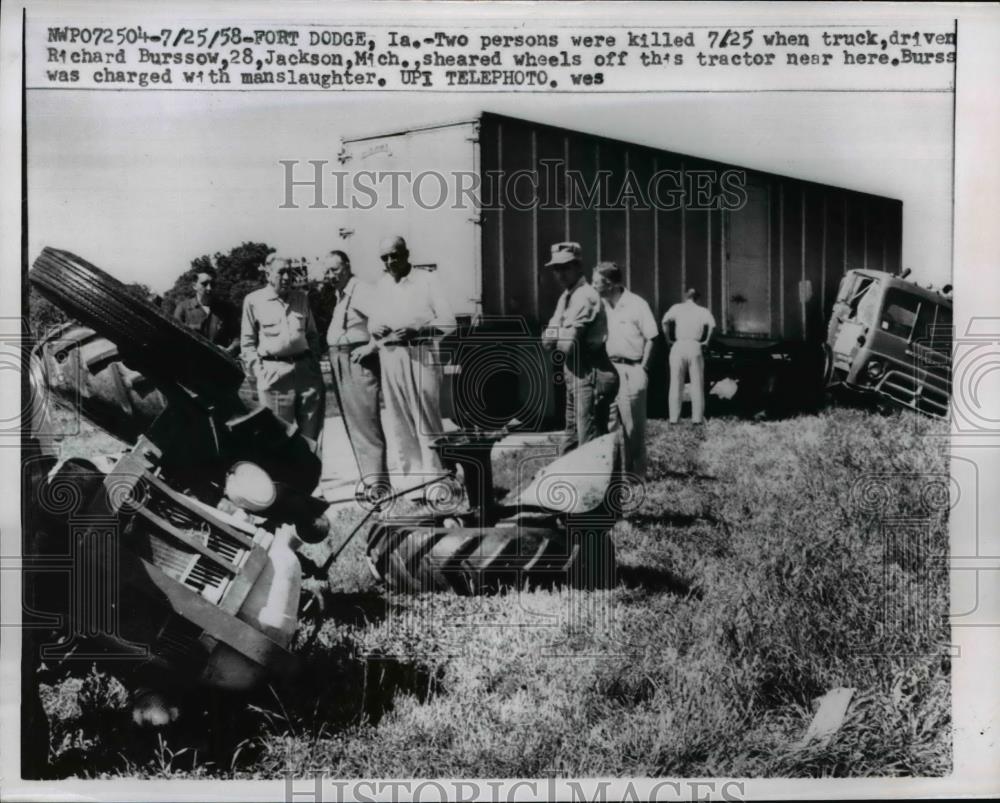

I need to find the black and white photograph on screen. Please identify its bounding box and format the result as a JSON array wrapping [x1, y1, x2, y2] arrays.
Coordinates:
[[1, 2, 998, 800]]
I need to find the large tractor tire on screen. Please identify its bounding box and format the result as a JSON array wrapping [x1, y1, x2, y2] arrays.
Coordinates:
[[366, 522, 617, 595], [30, 248, 245, 398], [32, 325, 168, 445]]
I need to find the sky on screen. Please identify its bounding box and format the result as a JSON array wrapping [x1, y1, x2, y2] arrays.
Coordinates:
[[28, 89, 954, 292]]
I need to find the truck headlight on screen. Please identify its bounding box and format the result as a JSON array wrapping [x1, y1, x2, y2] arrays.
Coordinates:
[[866, 360, 885, 380], [225, 461, 277, 512]]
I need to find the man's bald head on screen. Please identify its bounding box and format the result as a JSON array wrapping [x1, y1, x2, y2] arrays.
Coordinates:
[[379, 235, 407, 256], [379, 235, 410, 280]]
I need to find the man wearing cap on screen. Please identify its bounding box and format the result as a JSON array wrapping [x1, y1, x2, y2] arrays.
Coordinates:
[[324, 250, 389, 495], [541, 242, 619, 455], [241, 255, 326, 449], [368, 236, 456, 479], [592, 261, 659, 478], [173, 269, 239, 354], [662, 288, 716, 424]]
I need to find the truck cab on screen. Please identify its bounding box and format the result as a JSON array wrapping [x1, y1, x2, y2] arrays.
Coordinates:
[[825, 269, 952, 417]]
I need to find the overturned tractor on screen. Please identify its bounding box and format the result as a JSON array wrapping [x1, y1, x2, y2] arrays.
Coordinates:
[[23, 247, 622, 774]]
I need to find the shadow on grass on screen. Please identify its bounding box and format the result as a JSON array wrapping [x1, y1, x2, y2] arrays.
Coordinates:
[[626, 511, 720, 528], [244, 643, 446, 771], [300, 589, 393, 629], [655, 470, 720, 482], [41, 594, 442, 778], [616, 563, 700, 598]]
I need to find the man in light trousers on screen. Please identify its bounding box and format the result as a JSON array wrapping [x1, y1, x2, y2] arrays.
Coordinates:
[[324, 250, 389, 496], [241, 255, 326, 449], [662, 288, 716, 424], [367, 236, 456, 482], [593, 261, 659, 478]]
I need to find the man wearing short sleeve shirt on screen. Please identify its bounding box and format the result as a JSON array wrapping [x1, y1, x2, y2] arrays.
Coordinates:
[[541, 242, 619, 455], [593, 261, 659, 478], [241, 255, 326, 449], [661, 288, 716, 424], [367, 236, 456, 479]]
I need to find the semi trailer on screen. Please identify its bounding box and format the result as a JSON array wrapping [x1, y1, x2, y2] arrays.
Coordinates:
[[336, 111, 905, 423]]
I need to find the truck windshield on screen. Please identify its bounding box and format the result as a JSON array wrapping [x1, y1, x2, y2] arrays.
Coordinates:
[[846, 277, 879, 325], [921, 304, 952, 356], [879, 288, 922, 340]]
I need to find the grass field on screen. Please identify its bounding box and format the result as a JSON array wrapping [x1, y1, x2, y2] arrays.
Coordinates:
[[37, 406, 951, 779]]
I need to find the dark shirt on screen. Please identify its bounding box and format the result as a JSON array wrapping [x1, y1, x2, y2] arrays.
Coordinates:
[[309, 283, 337, 350], [174, 296, 237, 349]]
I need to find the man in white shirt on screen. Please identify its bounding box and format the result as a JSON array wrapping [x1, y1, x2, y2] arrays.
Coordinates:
[[661, 288, 716, 424], [324, 250, 388, 495], [593, 262, 660, 478], [241, 254, 325, 448], [367, 236, 456, 479]]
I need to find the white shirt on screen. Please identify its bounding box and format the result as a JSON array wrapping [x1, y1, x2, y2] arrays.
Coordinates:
[[604, 289, 658, 361], [368, 268, 456, 335], [662, 299, 716, 342]]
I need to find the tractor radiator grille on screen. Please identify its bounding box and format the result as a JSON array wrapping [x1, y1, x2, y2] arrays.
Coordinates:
[[151, 615, 206, 666], [119, 475, 255, 606]]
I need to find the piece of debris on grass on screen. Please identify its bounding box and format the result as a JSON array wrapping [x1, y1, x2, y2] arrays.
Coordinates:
[[710, 378, 740, 400], [795, 687, 856, 749]]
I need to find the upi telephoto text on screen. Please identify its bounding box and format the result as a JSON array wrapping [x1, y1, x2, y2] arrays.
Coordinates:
[[278, 161, 749, 212]]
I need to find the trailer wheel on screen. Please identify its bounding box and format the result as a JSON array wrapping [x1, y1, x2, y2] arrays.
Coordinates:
[[30, 248, 245, 397], [366, 523, 616, 594]]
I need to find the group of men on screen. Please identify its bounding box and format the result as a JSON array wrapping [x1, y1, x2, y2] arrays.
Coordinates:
[[175, 235, 715, 494], [177, 236, 454, 498], [542, 241, 715, 479]]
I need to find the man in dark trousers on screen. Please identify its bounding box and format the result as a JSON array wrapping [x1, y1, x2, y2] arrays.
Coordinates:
[[324, 250, 389, 496], [541, 242, 619, 455], [173, 269, 239, 354]]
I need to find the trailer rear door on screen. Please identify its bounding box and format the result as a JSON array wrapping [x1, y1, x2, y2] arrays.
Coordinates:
[[341, 122, 481, 319]]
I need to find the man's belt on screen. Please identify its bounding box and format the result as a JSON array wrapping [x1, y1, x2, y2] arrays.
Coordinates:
[[329, 342, 368, 352], [610, 356, 642, 366], [263, 351, 310, 363]]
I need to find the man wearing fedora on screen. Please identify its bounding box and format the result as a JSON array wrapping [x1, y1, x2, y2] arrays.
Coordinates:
[[541, 241, 619, 455]]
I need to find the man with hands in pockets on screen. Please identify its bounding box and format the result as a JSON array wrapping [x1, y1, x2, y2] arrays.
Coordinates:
[[241, 254, 326, 450], [324, 249, 389, 497], [592, 261, 659, 479]]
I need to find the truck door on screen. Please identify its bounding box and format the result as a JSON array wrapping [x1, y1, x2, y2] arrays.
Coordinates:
[[724, 182, 771, 336]]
